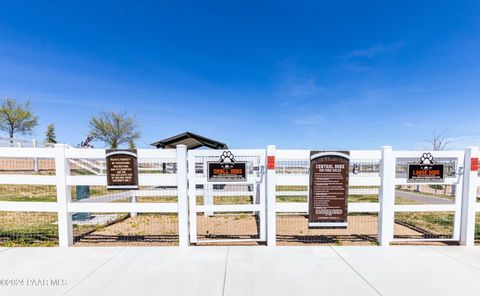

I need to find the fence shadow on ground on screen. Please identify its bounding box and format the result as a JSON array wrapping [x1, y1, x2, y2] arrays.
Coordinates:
[[276, 234, 378, 245], [73, 234, 179, 246]]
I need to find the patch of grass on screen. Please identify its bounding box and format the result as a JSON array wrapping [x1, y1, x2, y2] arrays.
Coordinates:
[[395, 212, 454, 235], [196, 196, 254, 205], [349, 195, 377, 203], [276, 186, 307, 192], [395, 196, 423, 205], [136, 196, 177, 203], [476, 215, 480, 242], [396, 188, 454, 200], [277, 195, 307, 202], [0, 185, 56, 202], [0, 212, 58, 247]]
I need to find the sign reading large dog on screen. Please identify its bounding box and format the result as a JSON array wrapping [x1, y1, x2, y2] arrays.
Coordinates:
[[106, 149, 139, 190], [407, 152, 444, 183], [308, 151, 350, 228], [208, 151, 247, 182]]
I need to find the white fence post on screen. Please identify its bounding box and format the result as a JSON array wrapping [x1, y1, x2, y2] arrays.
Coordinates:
[[204, 184, 213, 217], [32, 139, 39, 173], [188, 151, 198, 244], [266, 145, 276, 246], [177, 145, 189, 247], [460, 147, 479, 246], [54, 144, 73, 248], [130, 193, 137, 218], [378, 146, 395, 246]]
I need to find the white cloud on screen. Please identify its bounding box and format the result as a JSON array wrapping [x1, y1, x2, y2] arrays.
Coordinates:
[[339, 43, 403, 60], [293, 115, 323, 125], [290, 79, 319, 98]]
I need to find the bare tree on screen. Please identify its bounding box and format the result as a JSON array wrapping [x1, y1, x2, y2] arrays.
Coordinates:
[[428, 130, 449, 151], [89, 111, 141, 149], [426, 130, 450, 195]]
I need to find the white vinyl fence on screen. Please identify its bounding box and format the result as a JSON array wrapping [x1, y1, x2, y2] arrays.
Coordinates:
[[0, 144, 478, 247]]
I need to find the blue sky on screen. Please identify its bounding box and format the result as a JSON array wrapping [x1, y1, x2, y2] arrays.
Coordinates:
[[0, 1, 479, 149]]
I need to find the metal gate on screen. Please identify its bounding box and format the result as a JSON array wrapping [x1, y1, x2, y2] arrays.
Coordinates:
[[392, 150, 465, 243], [188, 149, 266, 245]]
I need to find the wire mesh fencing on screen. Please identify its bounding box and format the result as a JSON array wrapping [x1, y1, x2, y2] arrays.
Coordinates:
[[0, 185, 57, 202], [191, 153, 264, 245], [476, 212, 480, 245], [0, 157, 55, 175], [276, 185, 307, 203], [196, 212, 261, 245], [73, 212, 178, 246], [69, 157, 177, 176], [194, 182, 262, 245], [0, 211, 58, 247], [393, 211, 455, 241], [70, 186, 178, 203], [196, 184, 256, 205], [275, 159, 380, 177], [476, 184, 480, 245], [395, 185, 456, 205], [275, 182, 379, 245], [276, 186, 379, 203], [395, 157, 457, 179], [276, 213, 378, 246]]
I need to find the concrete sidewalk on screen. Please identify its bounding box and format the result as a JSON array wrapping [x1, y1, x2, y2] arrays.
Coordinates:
[[0, 246, 479, 296]]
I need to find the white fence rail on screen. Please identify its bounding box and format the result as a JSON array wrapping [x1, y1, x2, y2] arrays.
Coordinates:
[[0, 144, 478, 247]]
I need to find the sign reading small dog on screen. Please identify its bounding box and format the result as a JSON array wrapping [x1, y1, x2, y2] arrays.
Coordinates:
[[208, 151, 247, 182], [407, 152, 444, 183], [106, 149, 139, 190]]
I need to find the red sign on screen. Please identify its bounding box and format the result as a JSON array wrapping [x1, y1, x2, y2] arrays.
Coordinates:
[[267, 156, 275, 170], [471, 158, 479, 171]]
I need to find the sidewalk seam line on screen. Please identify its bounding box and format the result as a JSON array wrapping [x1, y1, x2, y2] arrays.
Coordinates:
[[330, 247, 383, 296], [63, 247, 126, 295], [222, 247, 230, 296], [427, 246, 480, 272]]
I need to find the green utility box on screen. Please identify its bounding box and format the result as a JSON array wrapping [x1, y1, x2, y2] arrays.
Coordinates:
[[72, 185, 91, 220]]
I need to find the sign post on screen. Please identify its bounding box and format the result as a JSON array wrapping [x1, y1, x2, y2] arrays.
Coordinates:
[[308, 151, 350, 228], [106, 149, 139, 190]]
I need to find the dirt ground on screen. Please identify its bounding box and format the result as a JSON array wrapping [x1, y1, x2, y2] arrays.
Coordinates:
[[0, 210, 475, 247], [69, 213, 455, 247], [73, 214, 179, 247]]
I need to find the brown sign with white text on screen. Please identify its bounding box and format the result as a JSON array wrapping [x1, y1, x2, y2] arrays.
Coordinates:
[[106, 149, 139, 190], [308, 151, 349, 228]]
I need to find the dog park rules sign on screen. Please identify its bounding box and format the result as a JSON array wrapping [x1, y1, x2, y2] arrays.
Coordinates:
[[308, 151, 350, 228], [106, 149, 139, 190]]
